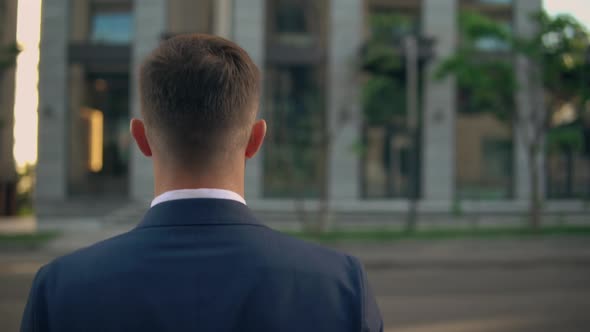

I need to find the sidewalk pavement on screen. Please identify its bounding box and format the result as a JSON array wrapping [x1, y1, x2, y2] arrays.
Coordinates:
[[2, 216, 590, 268], [334, 238, 590, 269], [0, 217, 36, 234]]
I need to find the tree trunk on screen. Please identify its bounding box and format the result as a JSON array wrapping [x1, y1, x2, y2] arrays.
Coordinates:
[[317, 200, 330, 234], [0, 181, 17, 216], [528, 144, 542, 230], [294, 197, 308, 231], [291, 163, 311, 232], [316, 135, 331, 233], [0, 67, 18, 216], [405, 129, 419, 233], [565, 149, 573, 197]]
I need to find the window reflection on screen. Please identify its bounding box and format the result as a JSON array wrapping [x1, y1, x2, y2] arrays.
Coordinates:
[[455, 1, 514, 200], [475, 23, 511, 52], [546, 110, 590, 199], [275, 1, 306, 34], [68, 72, 131, 196], [267, 0, 324, 48], [263, 0, 327, 198], [263, 65, 325, 198], [361, 8, 422, 199], [455, 94, 514, 200], [478, 0, 512, 5], [90, 7, 133, 44]]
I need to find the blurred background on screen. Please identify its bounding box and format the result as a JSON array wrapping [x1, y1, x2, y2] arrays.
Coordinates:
[[1, 0, 589, 331]]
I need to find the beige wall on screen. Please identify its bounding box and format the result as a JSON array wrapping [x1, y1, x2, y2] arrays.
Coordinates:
[[67, 64, 88, 190], [67, 0, 89, 188], [456, 113, 511, 182], [213, 0, 232, 38], [167, 0, 213, 34], [0, 0, 18, 180], [70, 0, 90, 42]]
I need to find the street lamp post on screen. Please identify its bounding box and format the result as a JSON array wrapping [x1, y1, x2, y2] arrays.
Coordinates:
[[360, 31, 432, 230], [404, 35, 419, 232], [584, 46, 590, 198]]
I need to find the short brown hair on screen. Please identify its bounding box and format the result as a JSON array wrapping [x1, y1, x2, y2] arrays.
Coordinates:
[[140, 34, 260, 164]]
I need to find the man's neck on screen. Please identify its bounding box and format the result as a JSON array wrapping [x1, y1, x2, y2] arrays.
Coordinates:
[[155, 183, 244, 197], [152, 158, 246, 198]]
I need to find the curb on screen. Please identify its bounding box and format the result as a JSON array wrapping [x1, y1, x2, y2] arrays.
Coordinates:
[[359, 256, 590, 269]]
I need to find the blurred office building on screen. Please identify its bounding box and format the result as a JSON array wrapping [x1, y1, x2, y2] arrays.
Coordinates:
[[0, 0, 18, 216], [36, 0, 589, 220]]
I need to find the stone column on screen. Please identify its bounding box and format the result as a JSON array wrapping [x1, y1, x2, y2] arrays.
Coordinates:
[[36, 0, 69, 201], [129, 0, 167, 201], [514, 0, 544, 202], [70, 0, 89, 41], [213, 0, 233, 39], [327, 0, 363, 204], [421, 0, 457, 207], [67, 64, 86, 191], [67, 0, 89, 192], [232, 0, 265, 200]]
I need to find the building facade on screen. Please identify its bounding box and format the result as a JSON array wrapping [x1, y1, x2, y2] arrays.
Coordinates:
[[36, 0, 588, 219]]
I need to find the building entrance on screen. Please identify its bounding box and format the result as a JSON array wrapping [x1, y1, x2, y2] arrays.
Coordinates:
[[68, 73, 130, 198]]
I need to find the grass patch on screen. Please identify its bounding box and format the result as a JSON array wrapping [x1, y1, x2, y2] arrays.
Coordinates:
[[17, 205, 34, 217], [288, 225, 590, 243], [0, 231, 60, 249]]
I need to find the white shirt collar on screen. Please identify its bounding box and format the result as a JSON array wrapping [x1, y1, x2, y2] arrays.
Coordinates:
[[151, 188, 246, 208]]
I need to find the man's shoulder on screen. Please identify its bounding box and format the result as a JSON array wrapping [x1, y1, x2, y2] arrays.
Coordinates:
[[247, 227, 361, 277], [43, 225, 361, 285], [263, 228, 347, 259], [43, 230, 141, 276]]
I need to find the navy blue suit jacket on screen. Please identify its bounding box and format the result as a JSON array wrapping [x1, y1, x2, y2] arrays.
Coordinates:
[[21, 199, 383, 331]]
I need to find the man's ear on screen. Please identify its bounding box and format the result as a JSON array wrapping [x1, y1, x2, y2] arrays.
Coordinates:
[[245, 119, 266, 159], [130, 118, 152, 157]]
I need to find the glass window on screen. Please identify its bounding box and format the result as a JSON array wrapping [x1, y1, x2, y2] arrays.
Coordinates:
[[360, 10, 423, 199], [455, 3, 515, 199], [263, 1, 328, 198], [455, 112, 513, 200], [369, 11, 420, 40], [68, 72, 131, 197], [547, 152, 590, 199], [478, 0, 512, 4], [475, 36, 510, 51], [363, 126, 417, 198], [263, 65, 325, 198], [474, 23, 512, 52], [267, 0, 326, 48], [275, 2, 307, 34], [546, 115, 590, 199], [90, 5, 133, 44], [459, 0, 513, 51]]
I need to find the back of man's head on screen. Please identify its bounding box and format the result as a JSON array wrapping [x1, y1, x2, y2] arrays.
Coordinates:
[[139, 34, 261, 167]]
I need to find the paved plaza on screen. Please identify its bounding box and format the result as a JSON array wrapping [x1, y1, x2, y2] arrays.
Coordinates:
[[1, 227, 589, 332]]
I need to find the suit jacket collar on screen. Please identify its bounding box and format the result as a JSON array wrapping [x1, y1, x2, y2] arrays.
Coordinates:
[[136, 198, 265, 229]]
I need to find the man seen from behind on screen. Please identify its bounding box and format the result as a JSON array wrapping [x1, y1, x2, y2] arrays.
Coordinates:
[[21, 34, 383, 332]]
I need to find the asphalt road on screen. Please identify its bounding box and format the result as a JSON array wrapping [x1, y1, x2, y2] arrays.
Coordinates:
[[1, 243, 589, 332], [370, 264, 590, 331]]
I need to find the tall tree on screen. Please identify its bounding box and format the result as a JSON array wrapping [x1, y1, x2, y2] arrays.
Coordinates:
[[437, 10, 590, 229], [360, 13, 421, 231], [0, 0, 20, 216], [0, 43, 19, 73]]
